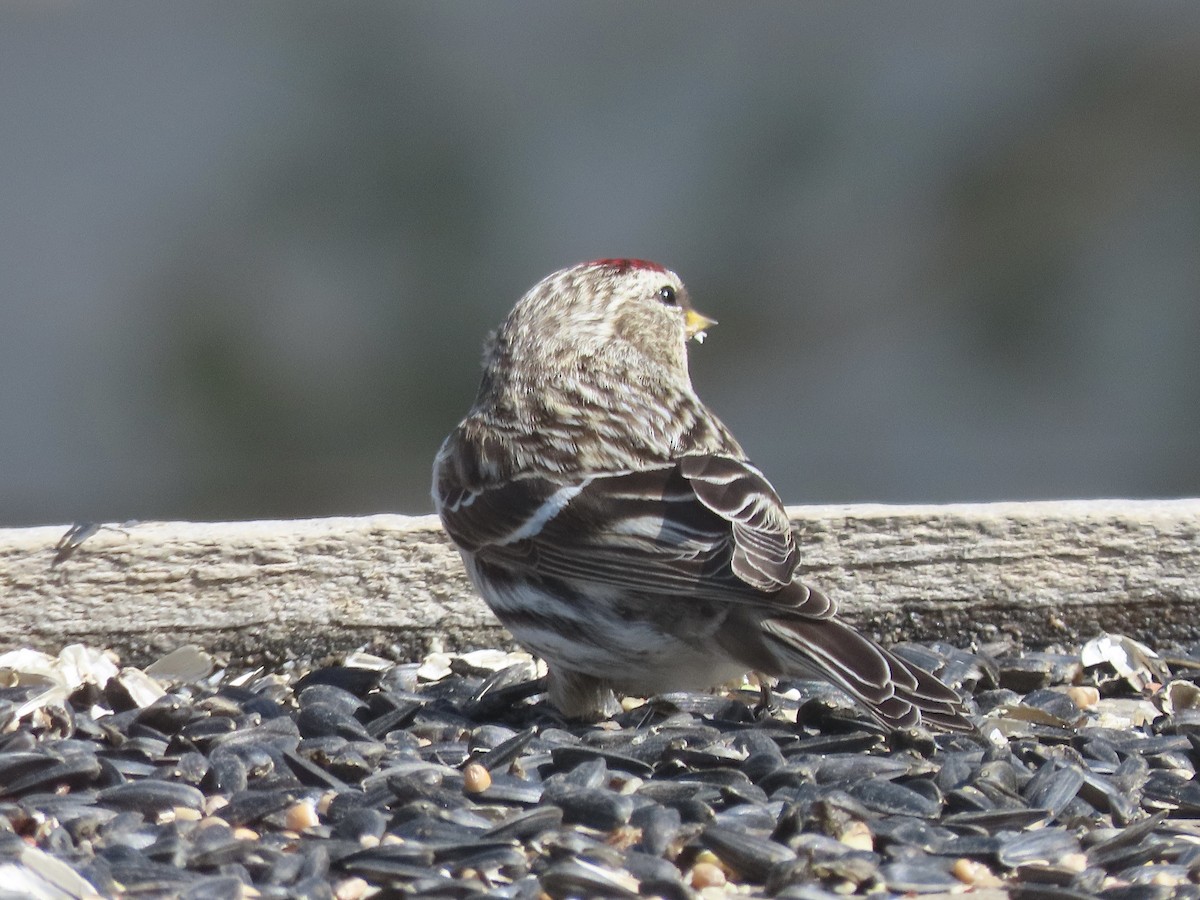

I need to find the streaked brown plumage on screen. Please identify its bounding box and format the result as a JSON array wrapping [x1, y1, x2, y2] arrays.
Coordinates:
[[433, 258, 970, 731]]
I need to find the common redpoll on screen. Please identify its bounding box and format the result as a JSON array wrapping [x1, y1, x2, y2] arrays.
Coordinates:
[[433, 259, 970, 731]]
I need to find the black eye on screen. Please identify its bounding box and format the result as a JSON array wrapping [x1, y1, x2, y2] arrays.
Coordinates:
[[658, 285, 678, 306]]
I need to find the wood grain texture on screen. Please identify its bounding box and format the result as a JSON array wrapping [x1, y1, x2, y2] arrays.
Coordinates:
[[1, 500, 1196, 664]]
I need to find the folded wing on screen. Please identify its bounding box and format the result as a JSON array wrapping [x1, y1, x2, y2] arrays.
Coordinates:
[[436, 455, 834, 617]]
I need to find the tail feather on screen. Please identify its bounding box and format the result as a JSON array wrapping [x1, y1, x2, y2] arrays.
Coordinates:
[[760, 615, 972, 732]]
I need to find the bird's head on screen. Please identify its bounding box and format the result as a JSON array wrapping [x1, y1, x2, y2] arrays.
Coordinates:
[[483, 258, 716, 393]]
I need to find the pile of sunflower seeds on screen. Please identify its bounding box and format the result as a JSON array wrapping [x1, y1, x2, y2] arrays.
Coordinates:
[[1, 633, 1199, 899]]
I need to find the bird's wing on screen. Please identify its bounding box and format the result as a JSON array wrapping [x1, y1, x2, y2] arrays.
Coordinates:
[[436, 455, 835, 618], [677, 454, 797, 591]]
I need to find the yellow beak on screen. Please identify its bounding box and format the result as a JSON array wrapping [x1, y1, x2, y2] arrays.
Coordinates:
[[685, 309, 718, 343]]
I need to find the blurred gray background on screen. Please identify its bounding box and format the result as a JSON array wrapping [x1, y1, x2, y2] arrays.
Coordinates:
[[3, 3, 1199, 528]]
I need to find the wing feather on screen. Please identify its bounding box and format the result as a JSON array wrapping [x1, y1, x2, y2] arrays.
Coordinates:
[[679, 455, 798, 590], [436, 454, 834, 618]]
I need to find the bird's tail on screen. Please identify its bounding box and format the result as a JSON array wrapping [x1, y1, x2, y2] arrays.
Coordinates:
[[758, 614, 972, 732]]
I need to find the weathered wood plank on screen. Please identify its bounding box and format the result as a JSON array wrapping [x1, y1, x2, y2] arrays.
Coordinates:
[[1, 500, 1196, 664]]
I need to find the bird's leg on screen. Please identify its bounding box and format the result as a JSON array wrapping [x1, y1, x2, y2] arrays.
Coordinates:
[[548, 667, 621, 721], [753, 672, 778, 720]]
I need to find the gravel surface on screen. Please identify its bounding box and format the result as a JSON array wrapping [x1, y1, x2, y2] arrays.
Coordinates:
[[1, 634, 1199, 899]]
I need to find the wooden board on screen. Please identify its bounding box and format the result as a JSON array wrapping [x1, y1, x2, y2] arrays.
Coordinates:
[[1, 500, 1196, 664]]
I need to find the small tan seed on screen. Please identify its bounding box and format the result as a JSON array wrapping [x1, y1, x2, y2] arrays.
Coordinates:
[[689, 861, 727, 889], [334, 876, 370, 900], [463, 762, 492, 793], [952, 857, 1003, 887], [838, 820, 873, 852], [1066, 685, 1100, 711], [284, 799, 320, 832]]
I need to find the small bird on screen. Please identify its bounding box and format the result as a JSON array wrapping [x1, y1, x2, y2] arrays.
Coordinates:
[[433, 259, 970, 731]]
